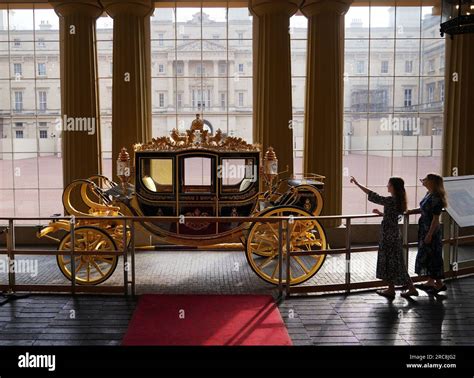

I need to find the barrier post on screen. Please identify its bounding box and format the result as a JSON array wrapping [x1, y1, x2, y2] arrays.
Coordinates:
[[345, 217, 351, 293], [402, 213, 409, 267], [123, 219, 128, 295], [285, 219, 291, 297], [7, 219, 16, 292], [70, 217, 76, 295], [453, 222, 459, 278], [130, 221, 136, 296], [278, 220, 283, 299]]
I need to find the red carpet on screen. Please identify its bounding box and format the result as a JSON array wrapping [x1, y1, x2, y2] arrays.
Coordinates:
[[122, 294, 292, 346]]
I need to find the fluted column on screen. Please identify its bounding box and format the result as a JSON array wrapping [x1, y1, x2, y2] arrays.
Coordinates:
[[51, 0, 102, 198], [442, 34, 474, 177], [301, 0, 351, 227], [250, 0, 301, 175], [102, 0, 153, 181]]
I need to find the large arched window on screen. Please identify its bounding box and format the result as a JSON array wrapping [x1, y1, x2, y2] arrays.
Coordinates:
[[150, 5, 253, 141]]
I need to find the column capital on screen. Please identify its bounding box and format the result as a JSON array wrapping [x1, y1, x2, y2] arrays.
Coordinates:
[[49, 0, 103, 18], [301, 0, 352, 18], [102, 0, 154, 18], [250, 0, 302, 17]]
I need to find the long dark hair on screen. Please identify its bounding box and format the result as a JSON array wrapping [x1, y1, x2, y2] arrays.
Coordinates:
[[389, 176, 407, 214], [426, 173, 448, 208]]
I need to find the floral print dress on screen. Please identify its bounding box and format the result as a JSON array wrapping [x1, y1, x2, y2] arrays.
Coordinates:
[[415, 192, 444, 279], [368, 191, 411, 286]]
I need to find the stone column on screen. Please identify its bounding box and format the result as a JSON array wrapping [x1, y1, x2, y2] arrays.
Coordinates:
[[301, 0, 351, 227], [102, 0, 153, 181], [442, 34, 474, 177], [250, 0, 301, 175], [51, 0, 103, 197]]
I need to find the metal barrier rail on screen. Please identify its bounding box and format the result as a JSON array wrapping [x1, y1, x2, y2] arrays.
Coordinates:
[[0, 212, 473, 297]]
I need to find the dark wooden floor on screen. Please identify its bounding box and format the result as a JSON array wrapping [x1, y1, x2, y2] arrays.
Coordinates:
[[0, 276, 473, 346], [280, 276, 474, 345], [0, 295, 137, 346]]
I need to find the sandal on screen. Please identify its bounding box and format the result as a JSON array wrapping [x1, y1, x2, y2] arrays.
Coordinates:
[[415, 283, 435, 291], [427, 285, 448, 294], [376, 290, 395, 299], [401, 290, 419, 298]]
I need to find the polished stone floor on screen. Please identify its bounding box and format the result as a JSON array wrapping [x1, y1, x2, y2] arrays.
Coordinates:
[[0, 276, 473, 346]]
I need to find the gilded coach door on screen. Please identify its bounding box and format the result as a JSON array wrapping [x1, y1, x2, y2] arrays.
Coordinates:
[[177, 152, 218, 236]]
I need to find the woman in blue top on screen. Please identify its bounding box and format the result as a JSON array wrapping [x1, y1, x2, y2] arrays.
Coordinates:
[[351, 176, 418, 299], [407, 173, 448, 294]]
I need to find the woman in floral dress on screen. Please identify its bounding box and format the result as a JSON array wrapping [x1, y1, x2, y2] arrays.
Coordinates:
[[407, 173, 447, 294], [350, 176, 418, 299]]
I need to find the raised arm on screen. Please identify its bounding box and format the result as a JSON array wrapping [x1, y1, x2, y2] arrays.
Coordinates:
[[350, 176, 392, 206], [350, 176, 370, 195]]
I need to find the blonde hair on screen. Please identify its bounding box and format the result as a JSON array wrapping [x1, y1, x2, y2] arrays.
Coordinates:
[[426, 173, 448, 208]]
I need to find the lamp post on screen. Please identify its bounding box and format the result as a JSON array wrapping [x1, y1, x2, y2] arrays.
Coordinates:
[[440, 0, 474, 37], [263, 146, 278, 196], [117, 147, 131, 196]]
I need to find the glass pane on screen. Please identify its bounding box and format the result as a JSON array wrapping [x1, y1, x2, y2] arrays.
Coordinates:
[[202, 8, 227, 39], [151, 7, 175, 40], [9, 8, 34, 41], [343, 150, 367, 187], [368, 76, 394, 113], [39, 189, 63, 218], [291, 39, 307, 77], [344, 76, 369, 112], [396, 6, 421, 38], [421, 3, 442, 39], [12, 153, 38, 189], [289, 15, 307, 39], [419, 78, 444, 111], [38, 155, 62, 189], [345, 39, 369, 76], [345, 6, 370, 39], [394, 39, 420, 76], [99, 78, 112, 113], [370, 7, 395, 39], [344, 114, 367, 151], [0, 190, 14, 219], [14, 189, 39, 222], [228, 8, 252, 37], [0, 154, 14, 189], [342, 187, 367, 215], [221, 158, 246, 185], [96, 16, 113, 40], [176, 8, 201, 39], [34, 9, 60, 40], [394, 77, 419, 112], [368, 114, 393, 151], [184, 157, 212, 187], [370, 39, 394, 76], [97, 41, 113, 79], [421, 39, 445, 76], [292, 77, 305, 111], [419, 113, 443, 137], [141, 158, 173, 192], [367, 153, 392, 186], [392, 154, 418, 186]]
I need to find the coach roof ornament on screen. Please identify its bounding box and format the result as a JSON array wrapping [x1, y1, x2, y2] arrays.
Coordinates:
[[134, 114, 260, 152]]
